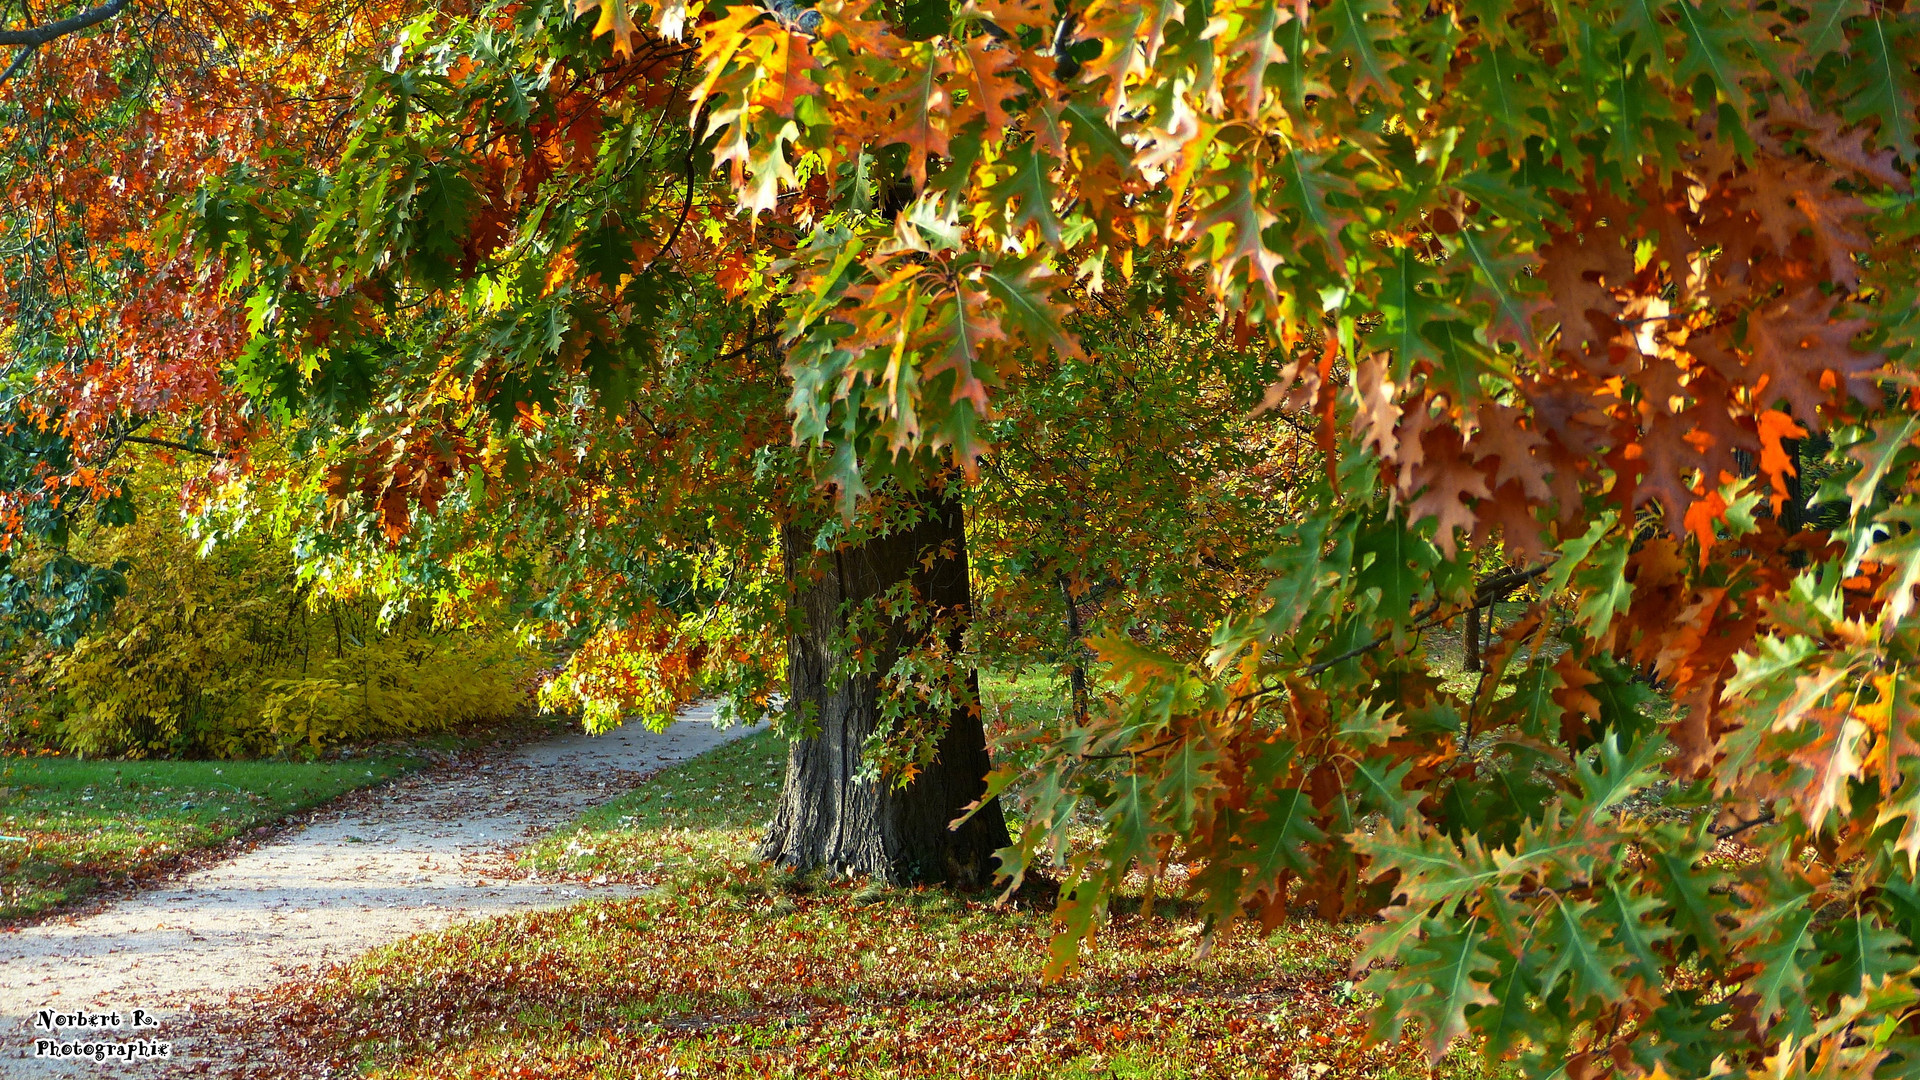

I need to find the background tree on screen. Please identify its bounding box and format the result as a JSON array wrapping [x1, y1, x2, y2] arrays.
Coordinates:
[[0, 0, 432, 637]]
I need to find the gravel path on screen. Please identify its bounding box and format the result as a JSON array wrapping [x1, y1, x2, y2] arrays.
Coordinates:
[[0, 707, 763, 1077]]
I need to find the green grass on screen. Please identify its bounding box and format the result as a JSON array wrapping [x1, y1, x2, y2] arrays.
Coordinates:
[[0, 754, 413, 919], [982, 667, 1076, 728], [219, 703, 1509, 1080], [521, 729, 786, 880]]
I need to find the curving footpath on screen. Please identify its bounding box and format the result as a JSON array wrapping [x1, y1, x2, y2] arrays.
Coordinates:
[[0, 707, 763, 1077]]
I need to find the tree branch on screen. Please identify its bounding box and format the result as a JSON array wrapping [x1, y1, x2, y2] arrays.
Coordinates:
[[0, 0, 132, 47], [1709, 807, 1774, 840], [1228, 561, 1557, 696], [1300, 562, 1555, 675], [1078, 735, 1179, 762], [118, 434, 225, 459], [0, 43, 33, 83], [1508, 880, 1589, 901], [635, 138, 697, 280], [711, 331, 782, 365]]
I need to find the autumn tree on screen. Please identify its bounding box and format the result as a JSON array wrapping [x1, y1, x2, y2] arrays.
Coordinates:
[[26, 0, 1322, 888], [6, 0, 1031, 885], [0, 0, 438, 636]]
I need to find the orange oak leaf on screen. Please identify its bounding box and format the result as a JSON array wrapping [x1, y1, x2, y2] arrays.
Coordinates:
[[1467, 403, 1550, 502], [1788, 706, 1871, 833], [762, 28, 822, 120], [1746, 291, 1879, 419], [1351, 352, 1400, 461], [575, 0, 640, 56], [1406, 446, 1491, 557], [1185, 160, 1284, 300], [1552, 652, 1603, 746], [1079, 0, 1189, 115], [883, 40, 956, 190], [1683, 487, 1729, 565], [1756, 408, 1808, 516], [1210, 0, 1294, 116], [1537, 223, 1633, 353], [1471, 479, 1548, 562]]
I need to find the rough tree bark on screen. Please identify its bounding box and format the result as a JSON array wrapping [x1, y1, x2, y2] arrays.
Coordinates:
[[756, 488, 1010, 889]]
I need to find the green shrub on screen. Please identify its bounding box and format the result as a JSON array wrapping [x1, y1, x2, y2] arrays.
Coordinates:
[[2, 483, 535, 759]]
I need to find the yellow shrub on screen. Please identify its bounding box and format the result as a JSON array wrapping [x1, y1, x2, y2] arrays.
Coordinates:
[[21, 491, 535, 759]]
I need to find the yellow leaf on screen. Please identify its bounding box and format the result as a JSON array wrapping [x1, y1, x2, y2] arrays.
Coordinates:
[[575, 0, 639, 56]]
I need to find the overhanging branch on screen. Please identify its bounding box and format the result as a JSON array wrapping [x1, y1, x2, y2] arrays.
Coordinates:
[[0, 0, 132, 48]]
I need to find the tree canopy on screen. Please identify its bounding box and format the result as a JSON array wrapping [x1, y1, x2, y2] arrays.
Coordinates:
[[4, 0, 1920, 1074]]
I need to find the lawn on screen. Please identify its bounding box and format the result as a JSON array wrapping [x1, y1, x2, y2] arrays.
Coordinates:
[[519, 727, 786, 883], [0, 754, 413, 920], [213, 685, 1503, 1080]]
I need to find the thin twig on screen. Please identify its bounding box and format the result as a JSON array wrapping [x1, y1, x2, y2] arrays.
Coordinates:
[[1508, 881, 1588, 901], [1233, 561, 1556, 697], [636, 139, 697, 280], [1709, 808, 1775, 840], [710, 331, 782, 366], [1077, 735, 1179, 761]]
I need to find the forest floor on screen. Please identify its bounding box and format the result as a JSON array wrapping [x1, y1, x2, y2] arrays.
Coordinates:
[[175, 684, 1506, 1080], [0, 708, 764, 1079]]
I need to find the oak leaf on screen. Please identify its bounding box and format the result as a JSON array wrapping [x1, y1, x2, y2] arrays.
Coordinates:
[[1351, 352, 1400, 461], [1745, 291, 1879, 419], [1755, 409, 1807, 517], [1206, 0, 1294, 117], [1467, 403, 1549, 502], [1322, 0, 1403, 104], [1185, 160, 1284, 300], [575, 0, 640, 56], [1406, 450, 1491, 558], [1537, 223, 1632, 353]]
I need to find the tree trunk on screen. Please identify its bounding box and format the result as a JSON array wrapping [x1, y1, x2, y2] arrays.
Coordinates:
[[1781, 435, 1805, 532], [1463, 602, 1482, 673], [1056, 573, 1090, 724], [757, 488, 1010, 889]]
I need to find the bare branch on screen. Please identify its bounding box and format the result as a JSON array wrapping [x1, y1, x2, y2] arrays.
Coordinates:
[[0, 0, 133, 47], [1226, 561, 1558, 698], [0, 44, 31, 84], [1508, 881, 1589, 901], [1077, 735, 1179, 762]]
